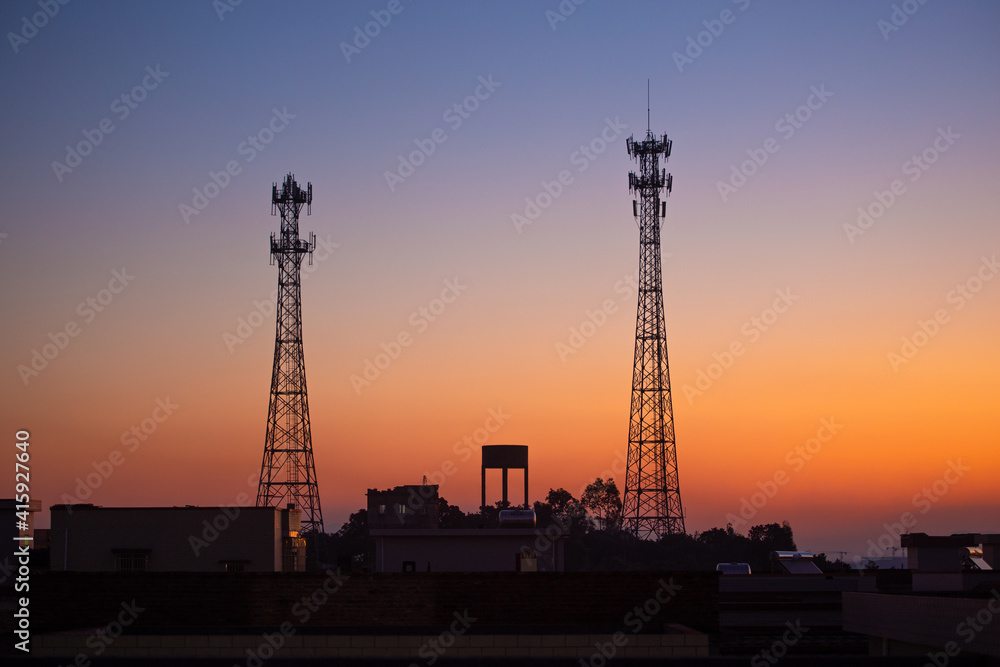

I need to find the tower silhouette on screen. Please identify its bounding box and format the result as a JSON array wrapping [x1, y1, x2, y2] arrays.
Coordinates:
[[257, 173, 324, 535], [621, 120, 685, 539]]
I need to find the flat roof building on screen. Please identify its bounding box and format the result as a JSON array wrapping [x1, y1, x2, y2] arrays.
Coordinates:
[[50, 504, 305, 573], [371, 528, 564, 573], [366, 485, 440, 529], [901, 532, 999, 571]]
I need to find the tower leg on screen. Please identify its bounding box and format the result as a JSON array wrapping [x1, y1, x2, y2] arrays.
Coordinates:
[[622, 131, 685, 539], [257, 174, 324, 536]]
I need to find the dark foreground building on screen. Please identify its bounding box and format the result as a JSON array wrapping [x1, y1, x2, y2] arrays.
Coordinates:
[[49, 504, 305, 572]]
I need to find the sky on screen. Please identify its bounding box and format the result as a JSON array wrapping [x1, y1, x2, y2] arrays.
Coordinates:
[[1, 0, 998, 561]]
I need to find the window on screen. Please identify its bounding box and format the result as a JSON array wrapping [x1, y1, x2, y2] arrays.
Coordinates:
[[113, 551, 149, 573], [379, 504, 386, 514], [222, 561, 246, 574]]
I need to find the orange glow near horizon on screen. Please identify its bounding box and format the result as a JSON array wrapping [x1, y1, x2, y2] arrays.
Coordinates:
[[1, 2, 997, 562], [15, 289, 998, 558]]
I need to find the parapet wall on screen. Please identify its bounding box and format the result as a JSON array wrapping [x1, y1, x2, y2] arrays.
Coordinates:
[[29, 570, 718, 634]]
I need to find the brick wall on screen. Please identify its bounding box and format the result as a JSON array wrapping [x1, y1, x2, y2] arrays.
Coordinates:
[[32, 571, 718, 634], [29, 630, 711, 660]]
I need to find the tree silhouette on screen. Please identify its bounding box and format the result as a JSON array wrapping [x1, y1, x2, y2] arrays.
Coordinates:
[[324, 487, 809, 573], [581, 477, 622, 532], [546, 488, 577, 515]]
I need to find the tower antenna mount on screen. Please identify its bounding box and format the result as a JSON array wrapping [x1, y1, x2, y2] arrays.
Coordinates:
[[647, 79, 650, 133], [622, 117, 684, 539], [257, 173, 325, 536]]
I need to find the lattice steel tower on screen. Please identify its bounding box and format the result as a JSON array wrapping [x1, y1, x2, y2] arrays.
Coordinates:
[[257, 173, 324, 534], [621, 119, 685, 539]]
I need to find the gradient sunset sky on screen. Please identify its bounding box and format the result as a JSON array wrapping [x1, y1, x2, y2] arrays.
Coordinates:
[[1, 0, 998, 560]]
